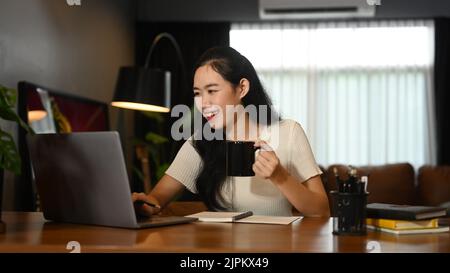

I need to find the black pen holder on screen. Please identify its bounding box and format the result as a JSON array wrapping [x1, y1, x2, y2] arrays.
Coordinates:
[[331, 191, 368, 235]]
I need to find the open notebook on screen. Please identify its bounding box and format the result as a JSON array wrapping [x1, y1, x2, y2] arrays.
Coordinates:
[[186, 211, 302, 225]]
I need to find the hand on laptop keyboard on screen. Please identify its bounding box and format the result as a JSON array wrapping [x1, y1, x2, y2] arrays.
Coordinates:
[[132, 192, 161, 217]]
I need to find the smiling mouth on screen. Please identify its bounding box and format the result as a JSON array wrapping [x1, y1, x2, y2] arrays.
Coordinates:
[[203, 111, 218, 121]]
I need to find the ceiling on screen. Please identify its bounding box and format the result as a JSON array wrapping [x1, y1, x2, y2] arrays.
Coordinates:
[[137, 0, 450, 22]]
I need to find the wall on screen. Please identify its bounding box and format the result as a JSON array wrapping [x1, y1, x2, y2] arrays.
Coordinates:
[[0, 0, 136, 210], [138, 0, 450, 22]]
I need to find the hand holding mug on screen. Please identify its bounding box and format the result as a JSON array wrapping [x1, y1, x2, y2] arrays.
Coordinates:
[[252, 140, 287, 181]]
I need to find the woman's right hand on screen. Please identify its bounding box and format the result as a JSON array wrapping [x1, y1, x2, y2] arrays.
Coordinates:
[[131, 192, 161, 217]]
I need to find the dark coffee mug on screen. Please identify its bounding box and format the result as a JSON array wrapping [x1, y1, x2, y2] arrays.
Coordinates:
[[226, 141, 260, 177]]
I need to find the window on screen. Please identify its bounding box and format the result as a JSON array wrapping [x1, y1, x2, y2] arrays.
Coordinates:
[[231, 21, 435, 168]]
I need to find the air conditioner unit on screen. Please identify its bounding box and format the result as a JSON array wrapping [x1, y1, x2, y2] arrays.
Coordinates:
[[259, 0, 377, 20]]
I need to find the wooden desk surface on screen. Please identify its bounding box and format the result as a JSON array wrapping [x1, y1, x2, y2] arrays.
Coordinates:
[[0, 212, 449, 253]]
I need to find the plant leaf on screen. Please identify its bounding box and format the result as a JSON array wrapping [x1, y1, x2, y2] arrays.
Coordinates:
[[132, 166, 145, 184], [130, 137, 148, 147], [0, 128, 21, 174], [147, 146, 160, 166], [0, 85, 35, 134], [156, 163, 170, 180], [0, 105, 20, 121], [0, 85, 17, 107], [145, 132, 168, 145], [140, 111, 165, 124]]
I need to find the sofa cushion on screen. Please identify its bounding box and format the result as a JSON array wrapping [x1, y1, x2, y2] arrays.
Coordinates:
[[326, 163, 416, 205], [418, 165, 450, 206]]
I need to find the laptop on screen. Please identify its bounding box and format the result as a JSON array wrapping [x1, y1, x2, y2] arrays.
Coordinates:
[[26, 131, 197, 229]]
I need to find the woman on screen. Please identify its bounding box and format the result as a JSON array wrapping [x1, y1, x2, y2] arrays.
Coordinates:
[[133, 46, 330, 217]]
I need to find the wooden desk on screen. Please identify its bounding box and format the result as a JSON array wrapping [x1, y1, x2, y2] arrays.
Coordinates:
[[0, 212, 449, 253]]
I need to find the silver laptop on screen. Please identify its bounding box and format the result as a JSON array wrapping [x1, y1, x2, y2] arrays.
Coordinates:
[[26, 131, 197, 229]]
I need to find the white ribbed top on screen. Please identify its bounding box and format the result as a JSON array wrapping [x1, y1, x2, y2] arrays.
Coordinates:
[[165, 119, 322, 216]]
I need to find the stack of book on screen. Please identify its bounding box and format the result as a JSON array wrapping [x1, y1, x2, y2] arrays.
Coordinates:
[[366, 203, 449, 235]]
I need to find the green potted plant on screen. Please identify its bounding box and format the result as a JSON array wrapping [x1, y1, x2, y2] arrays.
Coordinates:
[[133, 111, 170, 193], [0, 84, 34, 233]]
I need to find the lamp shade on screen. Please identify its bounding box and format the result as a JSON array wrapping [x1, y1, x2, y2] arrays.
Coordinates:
[[111, 66, 171, 113]]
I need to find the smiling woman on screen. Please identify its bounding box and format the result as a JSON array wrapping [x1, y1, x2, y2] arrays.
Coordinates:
[[132, 46, 329, 218]]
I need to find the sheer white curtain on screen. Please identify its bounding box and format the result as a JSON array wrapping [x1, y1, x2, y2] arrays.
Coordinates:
[[230, 20, 436, 168]]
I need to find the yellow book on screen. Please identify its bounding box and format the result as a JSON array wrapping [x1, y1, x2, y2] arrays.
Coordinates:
[[367, 225, 449, 235], [366, 218, 439, 230]]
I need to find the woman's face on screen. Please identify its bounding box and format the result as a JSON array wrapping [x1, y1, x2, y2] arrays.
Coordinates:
[[193, 64, 247, 129]]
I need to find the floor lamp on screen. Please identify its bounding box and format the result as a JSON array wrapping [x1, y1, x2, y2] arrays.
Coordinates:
[[112, 32, 187, 193]]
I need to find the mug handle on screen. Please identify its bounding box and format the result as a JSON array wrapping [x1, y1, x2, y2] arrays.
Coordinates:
[[254, 146, 261, 154]]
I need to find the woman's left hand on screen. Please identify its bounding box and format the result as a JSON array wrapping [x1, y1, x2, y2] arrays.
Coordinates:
[[253, 140, 287, 182]]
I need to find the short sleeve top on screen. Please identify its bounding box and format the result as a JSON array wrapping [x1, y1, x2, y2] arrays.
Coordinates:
[[165, 119, 322, 216]]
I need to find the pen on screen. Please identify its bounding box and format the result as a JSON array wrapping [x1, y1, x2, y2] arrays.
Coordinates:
[[134, 200, 161, 209], [333, 167, 342, 192], [361, 176, 368, 193]]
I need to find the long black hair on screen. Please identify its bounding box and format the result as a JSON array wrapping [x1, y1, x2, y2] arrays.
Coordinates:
[[192, 46, 278, 211]]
